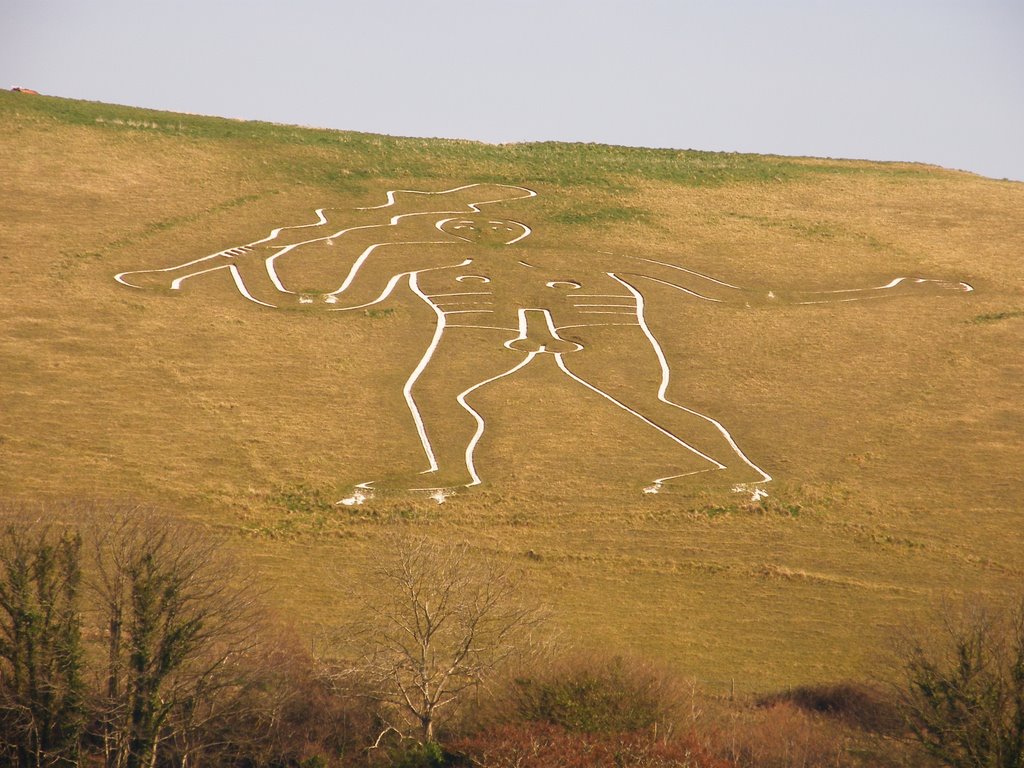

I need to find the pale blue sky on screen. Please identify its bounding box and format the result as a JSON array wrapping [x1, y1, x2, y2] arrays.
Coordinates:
[[4, 0, 1022, 181]]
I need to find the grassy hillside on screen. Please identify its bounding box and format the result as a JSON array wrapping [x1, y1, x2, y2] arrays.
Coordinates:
[[2, 90, 1022, 692]]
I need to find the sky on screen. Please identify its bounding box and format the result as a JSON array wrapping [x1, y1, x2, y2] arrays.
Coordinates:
[[4, 0, 1023, 181]]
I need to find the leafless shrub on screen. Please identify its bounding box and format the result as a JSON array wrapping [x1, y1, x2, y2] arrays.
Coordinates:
[[338, 535, 546, 748], [168, 634, 376, 767], [715, 701, 850, 768]]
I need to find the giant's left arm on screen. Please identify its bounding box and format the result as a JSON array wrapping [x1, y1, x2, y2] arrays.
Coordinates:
[[621, 256, 972, 306]]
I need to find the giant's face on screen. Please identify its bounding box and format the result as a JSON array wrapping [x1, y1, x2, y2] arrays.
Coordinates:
[[436, 217, 531, 245]]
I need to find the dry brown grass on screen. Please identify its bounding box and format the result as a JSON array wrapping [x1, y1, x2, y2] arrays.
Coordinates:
[[2, 91, 1022, 693]]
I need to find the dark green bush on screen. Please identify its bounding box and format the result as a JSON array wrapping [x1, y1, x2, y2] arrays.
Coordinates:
[[391, 740, 446, 768], [511, 655, 680, 735], [757, 681, 901, 734]]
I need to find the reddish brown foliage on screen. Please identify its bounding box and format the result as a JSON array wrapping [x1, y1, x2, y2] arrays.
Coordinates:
[[714, 702, 851, 768], [449, 722, 729, 768]]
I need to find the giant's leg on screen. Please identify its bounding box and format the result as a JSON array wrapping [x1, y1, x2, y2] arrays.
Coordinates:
[[372, 327, 532, 492], [557, 323, 771, 491]]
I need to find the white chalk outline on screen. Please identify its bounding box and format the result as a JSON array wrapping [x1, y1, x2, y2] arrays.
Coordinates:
[[603, 273, 772, 485], [115, 183, 537, 306], [436, 217, 532, 245], [114, 183, 973, 498], [115, 209, 330, 291], [793, 277, 974, 304], [454, 353, 537, 487], [360, 183, 537, 211]]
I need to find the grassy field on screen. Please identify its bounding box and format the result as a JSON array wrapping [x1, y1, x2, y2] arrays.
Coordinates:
[[2, 90, 1022, 692]]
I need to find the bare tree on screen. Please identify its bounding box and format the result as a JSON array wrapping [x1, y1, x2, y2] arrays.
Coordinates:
[[89, 508, 259, 768], [0, 513, 85, 768], [894, 595, 1024, 768], [347, 536, 544, 747]]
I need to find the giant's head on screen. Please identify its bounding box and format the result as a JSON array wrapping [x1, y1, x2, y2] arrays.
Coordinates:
[[436, 217, 531, 245]]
